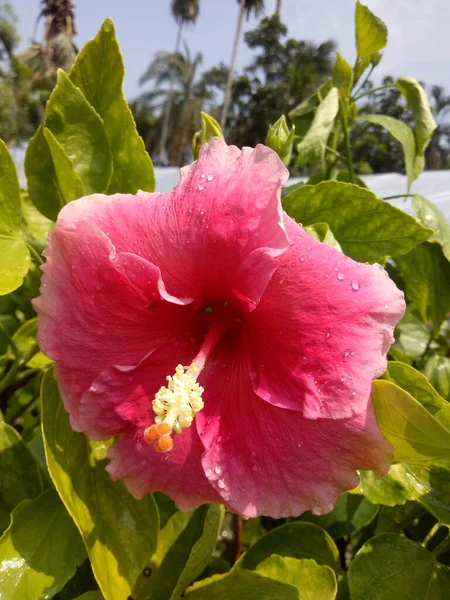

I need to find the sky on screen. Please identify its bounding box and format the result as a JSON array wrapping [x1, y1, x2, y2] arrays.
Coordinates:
[[10, 0, 450, 101]]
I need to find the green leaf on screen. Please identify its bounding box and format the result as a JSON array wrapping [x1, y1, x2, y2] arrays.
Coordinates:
[[396, 77, 437, 175], [335, 171, 367, 188], [283, 181, 432, 263], [299, 494, 378, 539], [424, 356, 450, 401], [0, 139, 30, 295], [384, 361, 446, 415], [150, 509, 193, 568], [43, 127, 84, 204], [25, 126, 67, 221], [256, 555, 337, 600], [391, 310, 430, 362], [0, 489, 86, 600], [235, 522, 340, 572], [184, 570, 299, 600], [135, 504, 224, 600], [355, 1, 388, 58], [348, 533, 450, 599], [69, 19, 154, 194], [353, 465, 417, 506], [357, 115, 417, 188], [296, 87, 339, 166], [288, 81, 333, 138], [21, 192, 54, 243], [41, 368, 159, 600], [73, 593, 104, 600], [0, 421, 44, 533], [405, 462, 450, 525], [11, 317, 52, 368], [413, 195, 450, 261], [45, 70, 112, 194], [395, 242, 450, 334], [372, 380, 450, 462], [304, 223, 342, 251], [333, 53, 353, 99]]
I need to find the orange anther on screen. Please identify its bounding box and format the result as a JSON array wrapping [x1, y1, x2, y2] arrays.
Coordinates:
[[156, 422, 172, 436], [155, 436, 174, 453], [144, 424, 160, 443]]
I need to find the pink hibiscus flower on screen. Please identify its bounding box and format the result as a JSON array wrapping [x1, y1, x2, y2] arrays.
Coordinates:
[[34, 139, 405, 518]]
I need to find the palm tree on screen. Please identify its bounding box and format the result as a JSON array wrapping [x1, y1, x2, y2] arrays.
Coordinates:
[[220, 0, 265, 129], [158, 0, 200, 165], [275, 0, 282, 16], [139, 44, 204, 166]]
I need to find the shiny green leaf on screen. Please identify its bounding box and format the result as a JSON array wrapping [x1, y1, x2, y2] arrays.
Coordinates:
[[184, 570, 299, 600], [256, 555, 337, 600], [353, 465, 417, 506], [69, 19, 154, 194], [11, 318, 52, 368], [384, 361, 446, 415], [424, 356, 450, 401], [25, 126, 67, 221], [396, 77, 437, 174], [73, 593, 104, 600], [43, 127, 84, 204], [391, 310, 430, 362], [348, 533, 450, 599], [296, 87, 339, 166], [235, 522, 340, 572], [150, 509, 193, 568], [21, 192, 54, 243], [372, 380, 450, 462], [355, 1, 388, 58], [0, 489, 86, 600], [41, 368, 159, 600], [304, 223, 342, 251], [0, 422, 44, 533], [395, 242, 450, 334], [405, 462, 450, 525], [358, 115, 417, 188], [333, 53, 353, 98], [283, 181, 432, 262], [413, 195, 450, 261], [135, 504, 224, 600], [45, 70, 112, 194], [0, 139, 30, 295]]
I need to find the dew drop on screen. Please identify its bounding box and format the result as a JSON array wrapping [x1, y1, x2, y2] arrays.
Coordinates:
[[351, 391, 356, 397], [251, 450, 257, 457], [350, 351, 355, 356], [312, 506, 322, 515], [340, 376, 346, 382], [197, 184, 205, 191], [351, 279, 360, 291], [327, 502, 334, 512], [214, 465, 222, 475], [206, 174, 214, 182], [337, 272, 344, 281], [384, 303, 389, 309], [251, 464, 258, 471], [200, 173, 206, 179], [205, 468, 213, 478], [217, 478, 226, 489], [343, 349, 351, 360], [325, 328, 333, 340], [300, 256, 305, 262]]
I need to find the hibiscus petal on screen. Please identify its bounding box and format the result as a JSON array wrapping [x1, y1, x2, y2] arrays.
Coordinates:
[[34, 219, 198, 373], [51, 139, 290, 311], [197, 338, 393, 519], [246, 216, 406, 419], [85, 343, 221, 510]]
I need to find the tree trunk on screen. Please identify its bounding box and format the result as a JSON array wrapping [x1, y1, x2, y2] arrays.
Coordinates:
[[275, 0, 282, 16], [158, 21, 183, 165], [220, 0, 246, 130]]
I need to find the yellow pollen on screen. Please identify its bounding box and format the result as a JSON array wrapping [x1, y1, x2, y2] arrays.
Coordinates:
[[144, 363, 205, 452]]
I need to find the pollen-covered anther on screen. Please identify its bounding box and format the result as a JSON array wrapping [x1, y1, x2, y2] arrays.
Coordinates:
[[144, 363, 205, 452]]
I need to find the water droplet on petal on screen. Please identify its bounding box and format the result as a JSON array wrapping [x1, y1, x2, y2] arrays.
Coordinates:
[[340, 376, 346, 382], [251, 464, 258, 471], [218, 478, 226, 489], [251, 450, 257, 457], [198, 184, 205, 191], [350, 351, 355, 356], [351, 279, 360, 291], [343, 349, 351, 360], [337, 272, 344, 280], [312, 506, 322, 515], [207, 174, 214, 182], [214, 465, 222, 475], [205, 468, 213, 478], [200, 173, 206, 179], [351, 390, 356, 397], [327, 502, 334, 512], [300, 256, 305, 262], [325, 328, 333, 340], [384, 303, 389, 309]]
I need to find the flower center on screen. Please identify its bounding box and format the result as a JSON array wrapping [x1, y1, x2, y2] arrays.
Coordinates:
[[144, 318, 228, 453]]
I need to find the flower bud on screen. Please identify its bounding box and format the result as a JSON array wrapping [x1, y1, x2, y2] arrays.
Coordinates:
[[192, 112, 224, 160], [265, 115, 295, 166]]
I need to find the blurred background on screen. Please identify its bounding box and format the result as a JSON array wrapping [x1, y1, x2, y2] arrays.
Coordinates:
[[1, 0, 450, 175]]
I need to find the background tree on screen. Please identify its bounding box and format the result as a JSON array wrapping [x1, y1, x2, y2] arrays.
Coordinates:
[[158, 0, 200, 165], [138, 43, 205, 166], [220, 0, 264, 129], [426, 85, 450, 169]]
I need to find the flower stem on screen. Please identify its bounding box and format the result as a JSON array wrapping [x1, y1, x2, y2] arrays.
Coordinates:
[[383, 194, 415, 200], [354, 83, 396, 101], [339, 99, 355, 184], [432, 529, 450, 560]]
